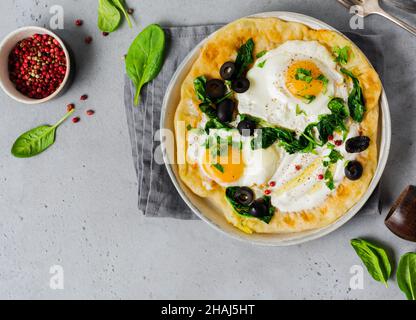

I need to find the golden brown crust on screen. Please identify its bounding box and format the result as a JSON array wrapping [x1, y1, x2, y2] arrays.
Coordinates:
[[174, 17, 381, 234]]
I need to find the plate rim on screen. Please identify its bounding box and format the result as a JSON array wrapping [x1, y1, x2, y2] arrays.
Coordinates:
[[160, 11, 391, 246]]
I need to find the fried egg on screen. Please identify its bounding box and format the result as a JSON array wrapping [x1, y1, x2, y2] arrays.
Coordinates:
[[237, 40, 349, 133], [187, 128, 279, 187]]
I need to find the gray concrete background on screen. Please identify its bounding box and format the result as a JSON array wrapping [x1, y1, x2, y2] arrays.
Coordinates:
[[0, 0, 415, 299]]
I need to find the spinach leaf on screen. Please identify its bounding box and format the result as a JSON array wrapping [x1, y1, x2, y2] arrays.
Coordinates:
[[126, 24, 165, 105], [98, 0, 121, 33], [11, 109, 74, 158], [225, 187, 274, 224], [251, 127, 297, 152], [397, 252, 416, 300], [328, 149, 343, 163], [333, 46, 350, 65], [111, 0, 132, 28], [204, 118, 231, 133], [315, 98, 348, 143], [350, 238, 392, 286], [341, 68, 366, 122], [194, 76, 211, 103], [234, 38, 254, 78], [199, 102, 216, 119], [328, 97, 349, 118]]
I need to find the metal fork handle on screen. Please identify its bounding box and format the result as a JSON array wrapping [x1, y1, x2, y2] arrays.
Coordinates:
[[374, 7, 416, 36]]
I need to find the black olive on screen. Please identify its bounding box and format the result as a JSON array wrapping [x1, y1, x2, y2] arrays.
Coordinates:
[[237, 119, 256, 136], [345, 160, 363, 180], [216, 99, 235, 123], [206, 79, 226, 100], [233, 187, 255, 206], [249, 198, 269, 218], [220, 61, 236, 80], [231, 78, 250, 93], [345, 136, 370, 153]]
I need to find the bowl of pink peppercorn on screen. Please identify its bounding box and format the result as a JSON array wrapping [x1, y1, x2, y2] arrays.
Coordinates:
[[0, 26, 71, 104]]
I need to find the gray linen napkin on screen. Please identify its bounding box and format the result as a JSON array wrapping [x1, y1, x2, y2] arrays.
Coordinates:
[[124, 25, 384, 219]]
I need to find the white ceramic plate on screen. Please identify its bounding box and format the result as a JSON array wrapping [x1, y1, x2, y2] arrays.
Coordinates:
[[161, 12, 391, 246]]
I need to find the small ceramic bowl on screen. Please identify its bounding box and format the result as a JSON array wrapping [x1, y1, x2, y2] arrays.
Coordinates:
[[0, 26, 71, 104]]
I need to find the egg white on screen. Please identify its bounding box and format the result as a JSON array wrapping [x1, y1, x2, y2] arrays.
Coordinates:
[[237, 40, 349, 133], [187, 129, 279, 188]]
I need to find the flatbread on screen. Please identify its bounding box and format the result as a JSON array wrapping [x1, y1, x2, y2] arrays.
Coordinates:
[[174, 17, 381, 234]]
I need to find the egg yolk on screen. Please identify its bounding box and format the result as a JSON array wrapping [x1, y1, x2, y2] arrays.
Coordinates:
[[285, 60, 324, 99], [202, 146, 244, 183]]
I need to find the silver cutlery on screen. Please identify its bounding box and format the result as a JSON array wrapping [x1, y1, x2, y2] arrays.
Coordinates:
[[385, 0, 416, 13], [337, 0, 416, 36]]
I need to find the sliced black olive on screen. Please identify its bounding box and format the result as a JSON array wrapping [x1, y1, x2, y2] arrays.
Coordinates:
[[216, 99, 235, 123], [233, 187, 255, 206], [220, 61, 236, 80], [206, 79, 226, 100], [345, 160, 363, 181], [249, 198, 269, 218], [231, 77, 250, 93], [345, 136, 370, 153], [237, 119, 256, 136]]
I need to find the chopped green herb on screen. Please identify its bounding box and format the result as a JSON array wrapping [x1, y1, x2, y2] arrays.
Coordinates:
[[212, 163, 224, 173], [295, 68, 313, 83], [296, 104, 307, 116], [324, 168, 335, 190], [257, 60, 267, 68], [186, 124, 193, 131], [303, 95, 316, 104], [256, 50, 267, 58], [333, 46, 350, 65], [317, 74, 329, 93]]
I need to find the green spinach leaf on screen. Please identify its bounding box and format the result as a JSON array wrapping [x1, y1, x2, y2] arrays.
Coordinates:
[[341, 68, 366, 122], [397, 252, 416, 300], [350, 238, 392, 286], [11, 109, 74, 158], [126, 24, 165, 105], [234, 38, 254, 78], [225, 187, 274, 224], [204, 118, 231, 133], [328, 149, 343, 163], [212, 163, 224, 173], [98, 0, 121, 33], [194, 76, 211, 103], [112, 0, 133, 28]]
